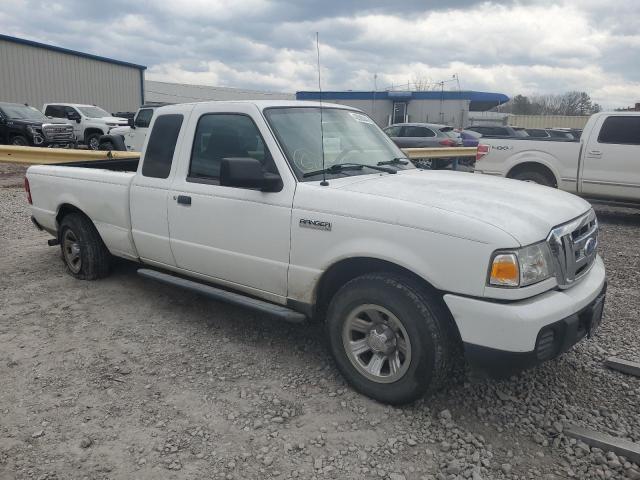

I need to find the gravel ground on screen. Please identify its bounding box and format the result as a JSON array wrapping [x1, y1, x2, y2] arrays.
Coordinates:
[[1, 163, 639, 480]]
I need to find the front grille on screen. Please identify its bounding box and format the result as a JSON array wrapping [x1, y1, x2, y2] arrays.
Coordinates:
[[42, 123, 75, 142], [547, 210, 598, 289]]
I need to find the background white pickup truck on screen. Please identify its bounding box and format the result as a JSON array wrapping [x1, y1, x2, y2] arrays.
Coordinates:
[[474, 112, 640, 204], [25, 101, 606, 404], [43, 103, 129, 150], [101, 104, 165, 152]]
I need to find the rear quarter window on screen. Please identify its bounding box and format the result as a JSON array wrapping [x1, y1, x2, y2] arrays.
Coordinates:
[[141, 114, 184, 179], [597, 116, 640, 145]]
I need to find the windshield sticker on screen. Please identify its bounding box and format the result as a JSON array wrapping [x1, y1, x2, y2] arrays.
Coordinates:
[[349, 112, 375, 124]]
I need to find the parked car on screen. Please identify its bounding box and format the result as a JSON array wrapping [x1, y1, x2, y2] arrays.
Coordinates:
[[555, 128, 583, 140], [43, 103, 128, 150], [458, 129, 481, 147], [100, 104, 169, 152], [25, 101, 606, 405], [0, 102, 75, 148], [524, 128, 575, 141], [467, 125, 529, 138], [475, 112, 640, 203], [384, 122, 463, 169], [383, 123, 462, 148]]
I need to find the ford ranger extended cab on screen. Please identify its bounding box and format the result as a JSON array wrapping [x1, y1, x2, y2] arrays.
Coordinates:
[[25, 101, 606, 404], [474, 112, 640, 204]]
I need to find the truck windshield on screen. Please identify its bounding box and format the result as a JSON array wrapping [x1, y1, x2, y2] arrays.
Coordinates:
[[0, 104, 47, 121], [264, 107, 414, 181], [77, 106, 111, 118]]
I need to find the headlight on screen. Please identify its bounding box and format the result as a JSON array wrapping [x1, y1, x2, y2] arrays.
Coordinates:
[[488, 241, 553, 288], [26, 125, 36, 135]]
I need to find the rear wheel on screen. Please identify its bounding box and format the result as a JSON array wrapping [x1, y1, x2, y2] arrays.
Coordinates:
[[326, 273, 457, 404], [59, 213, 111, 279]]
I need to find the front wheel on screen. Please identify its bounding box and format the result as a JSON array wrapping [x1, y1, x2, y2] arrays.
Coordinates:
[[326, 273, 457, 404], [11, 135, 29, 146], [86, 133, 101, 150]]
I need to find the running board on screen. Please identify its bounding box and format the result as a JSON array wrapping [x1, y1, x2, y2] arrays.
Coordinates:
[[137, 268, 307, 324]]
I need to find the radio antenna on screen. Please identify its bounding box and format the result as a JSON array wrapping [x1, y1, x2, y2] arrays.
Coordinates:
[[316, 32, 328, 186]]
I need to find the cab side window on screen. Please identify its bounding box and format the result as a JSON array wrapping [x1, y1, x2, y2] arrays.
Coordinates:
[[141, 114, 184, 179], [384, 126, 401, 136], [188, 114, 276, 184], [135, 109, 154, 128], [598, 116, 640, 145], [45, 105, 64, 118], [402, 126, 435, 137]]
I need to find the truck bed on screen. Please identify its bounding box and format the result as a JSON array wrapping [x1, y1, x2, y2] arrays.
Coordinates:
[[27, 161, 139, 260], [56, 156, 140, 172]]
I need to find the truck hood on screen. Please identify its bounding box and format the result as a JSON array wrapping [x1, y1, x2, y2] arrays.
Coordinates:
[[8, 118, 69, 127], [333, 169, 591, 246], [108, 125, 131, 135]]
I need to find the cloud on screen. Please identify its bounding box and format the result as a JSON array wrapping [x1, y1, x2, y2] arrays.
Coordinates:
[[1, 0, 639, 108]]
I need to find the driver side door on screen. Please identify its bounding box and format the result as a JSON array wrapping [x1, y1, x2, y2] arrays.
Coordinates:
[[167, 103, 295, 301]]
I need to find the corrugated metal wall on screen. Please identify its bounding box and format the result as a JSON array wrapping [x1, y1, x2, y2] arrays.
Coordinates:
[[0, 39, 143, 113], [507, 114, 590, 129], [145, 80, 294, 104]]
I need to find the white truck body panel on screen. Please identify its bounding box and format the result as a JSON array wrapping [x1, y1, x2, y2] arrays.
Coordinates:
[[27, 166, 137, 259], [475, 112, 640, 203], [27, 100, 605, 358]]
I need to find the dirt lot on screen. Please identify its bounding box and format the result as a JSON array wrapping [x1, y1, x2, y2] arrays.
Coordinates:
[[1, 163, 639, 480]]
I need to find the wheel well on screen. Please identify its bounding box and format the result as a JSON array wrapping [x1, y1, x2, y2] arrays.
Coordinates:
[[315, 258, 433, 312], [56, 204, 91, 236], [314, 257, 463, 345], [84, 128, 104, 138], [507, 162, 557, 187]]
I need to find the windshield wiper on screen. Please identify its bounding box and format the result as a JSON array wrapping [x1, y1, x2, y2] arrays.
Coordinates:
[[303, 163, 397, 178], [377, 157, 409, 166]]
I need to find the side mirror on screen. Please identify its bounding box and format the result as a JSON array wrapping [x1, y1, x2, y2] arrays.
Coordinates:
[[220, 157, 281, 192], [66, 111, 81, 123], [128, 117, 135, 128]]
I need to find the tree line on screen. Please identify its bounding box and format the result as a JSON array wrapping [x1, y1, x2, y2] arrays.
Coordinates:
[[499, 91, 602, 116]]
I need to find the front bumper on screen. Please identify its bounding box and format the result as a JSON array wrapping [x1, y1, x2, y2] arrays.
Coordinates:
[[444, 255, 606, 374]]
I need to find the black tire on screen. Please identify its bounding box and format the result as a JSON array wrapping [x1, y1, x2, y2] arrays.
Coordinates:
[[512, 169, 555, 187], [59, 213, 111, 280], [85, 133, 101, 150], [326, 273, 457, 404], [99, 141, 114, 151], [11, 135, 29, 146]]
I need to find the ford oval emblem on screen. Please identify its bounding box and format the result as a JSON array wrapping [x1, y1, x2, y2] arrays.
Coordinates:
[[584, 237, 596, 256]]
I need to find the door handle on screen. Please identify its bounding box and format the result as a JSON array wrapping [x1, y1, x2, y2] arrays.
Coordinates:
[[176, 195, 192, 205], [587, 150, 602, 157]]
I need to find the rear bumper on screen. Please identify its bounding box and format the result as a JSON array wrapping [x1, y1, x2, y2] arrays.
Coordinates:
[[444, 255, 606, 374]]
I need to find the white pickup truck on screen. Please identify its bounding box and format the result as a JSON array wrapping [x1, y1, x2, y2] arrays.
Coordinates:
[[474, 112, 640, 204], [25, 101, 606, 404]]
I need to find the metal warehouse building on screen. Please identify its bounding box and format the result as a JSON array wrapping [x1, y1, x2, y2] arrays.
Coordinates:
[[296, 90, 509, 128], [0, 34, 145, 114]]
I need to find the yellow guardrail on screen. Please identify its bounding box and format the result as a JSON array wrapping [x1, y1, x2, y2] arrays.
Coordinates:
[[0, 145, 476, 166], [0, 145, 138, 165], [402, 147, 477, 159]]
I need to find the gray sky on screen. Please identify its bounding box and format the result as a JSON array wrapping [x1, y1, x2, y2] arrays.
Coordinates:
[[2, 0, 639, 108]]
